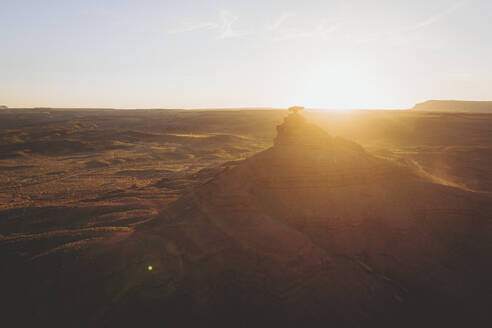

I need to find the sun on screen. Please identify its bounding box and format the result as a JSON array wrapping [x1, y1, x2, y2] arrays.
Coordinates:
[[298, 63, 394, 109]]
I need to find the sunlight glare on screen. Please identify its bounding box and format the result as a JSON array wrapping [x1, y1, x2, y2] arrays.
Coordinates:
[[299, 63, 394, 110]]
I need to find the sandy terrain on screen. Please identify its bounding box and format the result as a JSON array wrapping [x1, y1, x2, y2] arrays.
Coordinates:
[[1, 108, 492, 327]]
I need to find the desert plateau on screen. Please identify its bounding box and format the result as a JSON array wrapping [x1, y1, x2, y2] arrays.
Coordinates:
[[1, 107, 492, 327]]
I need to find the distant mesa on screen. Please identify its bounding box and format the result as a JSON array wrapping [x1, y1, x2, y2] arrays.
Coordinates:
[[0, 105, 8, 110], [413, 100, 492, 113]]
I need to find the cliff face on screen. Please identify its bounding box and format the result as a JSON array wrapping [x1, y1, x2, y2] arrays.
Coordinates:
[[413, 100, 492, 112], [112, 111, 492, 327], [274, 112, 332, 146]]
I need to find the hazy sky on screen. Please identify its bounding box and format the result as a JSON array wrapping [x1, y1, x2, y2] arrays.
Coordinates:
[[1, 0, 491, 109]]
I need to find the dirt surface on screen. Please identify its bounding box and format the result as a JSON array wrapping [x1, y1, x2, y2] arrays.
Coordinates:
[[1, 108, 492, 327]]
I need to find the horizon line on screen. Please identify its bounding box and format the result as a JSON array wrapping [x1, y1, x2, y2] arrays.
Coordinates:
[[1, 106, 413, 111]]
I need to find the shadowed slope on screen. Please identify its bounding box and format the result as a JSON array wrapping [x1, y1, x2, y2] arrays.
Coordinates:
[[3, 109, 492, 328], [105, 112, 492, 327]]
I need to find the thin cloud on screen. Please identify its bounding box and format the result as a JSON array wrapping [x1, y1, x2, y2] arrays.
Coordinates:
[[411, 0, 467, 31], [218, 9, 245, 39], [274, 19, 341, 41], [355, 1, 468, 45], [167, 21, 219, 34], [268, 12, 295, 31], [167, 10, 245, 39]]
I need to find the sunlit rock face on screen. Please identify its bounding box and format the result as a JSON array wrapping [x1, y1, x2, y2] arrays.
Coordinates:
[[274, 111, 365, 153], [110, 109, 492, 327], [274, 112, 332, 147]]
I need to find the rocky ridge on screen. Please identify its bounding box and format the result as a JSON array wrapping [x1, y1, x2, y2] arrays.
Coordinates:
[[107, 109, 492, 327]]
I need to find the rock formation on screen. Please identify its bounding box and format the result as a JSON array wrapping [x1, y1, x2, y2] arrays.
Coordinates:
[[274, 107, 331, 147], [105, 108, 492, 327]]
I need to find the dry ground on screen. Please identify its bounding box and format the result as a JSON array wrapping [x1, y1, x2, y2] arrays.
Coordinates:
[[1, 108, 492, 326]]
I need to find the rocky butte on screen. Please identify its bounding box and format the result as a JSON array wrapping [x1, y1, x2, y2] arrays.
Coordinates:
[[100, 107, 492, 327]]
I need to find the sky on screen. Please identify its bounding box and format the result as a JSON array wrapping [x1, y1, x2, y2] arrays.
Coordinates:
[[1, 0, 492, 109]]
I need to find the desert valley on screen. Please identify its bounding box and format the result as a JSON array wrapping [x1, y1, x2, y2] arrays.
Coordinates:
[[1, 105, 492, 327]]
